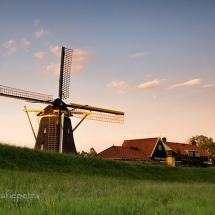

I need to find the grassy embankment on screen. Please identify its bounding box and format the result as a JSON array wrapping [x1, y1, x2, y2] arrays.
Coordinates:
[[0, 143, 215, 214]]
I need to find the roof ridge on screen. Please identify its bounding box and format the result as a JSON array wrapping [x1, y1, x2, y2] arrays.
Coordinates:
[[124, 137, 159, 141], [113, 146, 122, 158], [150, 137, 160, 157]]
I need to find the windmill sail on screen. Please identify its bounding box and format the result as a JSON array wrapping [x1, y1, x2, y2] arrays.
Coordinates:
[[68, 102, 124, 124], [0, 85, 53, 104], [59, 47, 73, 100]]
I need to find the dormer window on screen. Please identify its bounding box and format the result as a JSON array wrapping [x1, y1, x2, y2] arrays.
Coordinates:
[[188, 151, 200, 157]]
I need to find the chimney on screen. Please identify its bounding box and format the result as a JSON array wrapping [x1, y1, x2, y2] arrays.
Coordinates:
[[192, 141, 196, 146], [162, 137, 167, 142]]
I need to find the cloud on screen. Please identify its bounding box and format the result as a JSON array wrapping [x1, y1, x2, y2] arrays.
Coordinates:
[[45, 63, 83, 75], [34, 19, 40, 25], [73, 49, 90, 62], [118, 90, 125, 94], [50, 46, 61, 57], [49, 48, 91, 61], [128, 52, 146, 58], [203, 84, 215, 88], [48, 48, 90, 73], [21, 38, 31, 51], [107, 80, 126, 88], [34, 52, 46, 59], [107, 80, 130, 94], [35, 29, 50, 38], [45, 63, 60, 75], [168, 78, 201, 89], [2, 39, 17, 55], [145, 74, 152, 78], [136, 78, 164, 89], [70, 49, 92, 74], [71, 65, 84, 74]]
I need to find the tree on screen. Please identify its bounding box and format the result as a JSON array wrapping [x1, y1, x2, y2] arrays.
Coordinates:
[[175, 149, 182, 161], [77, 148, 97, 157], [88, 147, 97, 157], [188, 135, 215, 157], [77, 150, 88, 157]]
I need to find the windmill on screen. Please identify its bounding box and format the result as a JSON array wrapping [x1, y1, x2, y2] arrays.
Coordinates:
[[0, 47, 124, 153]]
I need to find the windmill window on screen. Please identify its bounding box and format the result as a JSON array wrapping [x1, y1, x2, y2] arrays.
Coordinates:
[[43, 128, 47, 134], [67, 128, 70, 134]]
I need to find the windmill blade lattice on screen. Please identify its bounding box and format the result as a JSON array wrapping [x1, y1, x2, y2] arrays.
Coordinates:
[[0, 85, 53, 104], [70, 108, 124, 124], [59, 47, 73, 100]]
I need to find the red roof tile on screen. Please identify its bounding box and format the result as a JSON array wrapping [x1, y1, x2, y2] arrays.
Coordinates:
[[164, 142, 209, 156], [97, 146, 149, 160], [122, 137, 159, 157]]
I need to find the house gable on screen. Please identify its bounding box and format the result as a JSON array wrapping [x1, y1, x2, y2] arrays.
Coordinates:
[[151, 139, 167, 161]]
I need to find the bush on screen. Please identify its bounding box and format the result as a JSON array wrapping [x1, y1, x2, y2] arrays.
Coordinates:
[[187, 158, 207, 167], [212, 157, 215, 166]]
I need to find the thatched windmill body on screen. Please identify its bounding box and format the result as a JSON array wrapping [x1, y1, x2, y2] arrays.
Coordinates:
[[0, 47, 124, 153]]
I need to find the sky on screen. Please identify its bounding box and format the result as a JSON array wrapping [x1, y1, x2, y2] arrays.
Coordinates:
[[0, 0, 215, 153]]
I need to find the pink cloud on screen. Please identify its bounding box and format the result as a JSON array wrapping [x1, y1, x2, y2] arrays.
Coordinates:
[[2, 39, 17, 55], [136, 78, 164, 89], [71, 65, 84, 74], [50, 46, 61, 57], [34, 52, 46, 59], [107, 80, 126, 87], [45, 63, 60, 75], [168, 79, 201, 89], [21, 38, 31, 51], [203, 84, 215, 88], [128, 52, 146, 58], [73, 49, 90, 62], [35, 29, 50, 38]]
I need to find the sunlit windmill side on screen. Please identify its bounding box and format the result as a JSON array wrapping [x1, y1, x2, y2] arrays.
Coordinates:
[[0, 47, 124, 153]]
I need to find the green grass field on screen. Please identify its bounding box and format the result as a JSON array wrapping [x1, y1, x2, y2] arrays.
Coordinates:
[[0, 143, 215, 214]]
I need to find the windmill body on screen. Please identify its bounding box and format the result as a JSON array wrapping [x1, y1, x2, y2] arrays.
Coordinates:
[[35, 105, 77, 153], [0, 46, 124, 153]]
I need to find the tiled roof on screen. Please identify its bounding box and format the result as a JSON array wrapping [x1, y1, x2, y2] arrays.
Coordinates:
[[122, 137, 159, 157], [164, 142, 209, 156], [97, 146, 149, 160]]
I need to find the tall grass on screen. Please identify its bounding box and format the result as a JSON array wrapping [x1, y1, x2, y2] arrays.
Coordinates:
[[0, 170, 215, 215], [0, 143, 215, 214], [0, 143, 214, 183]]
